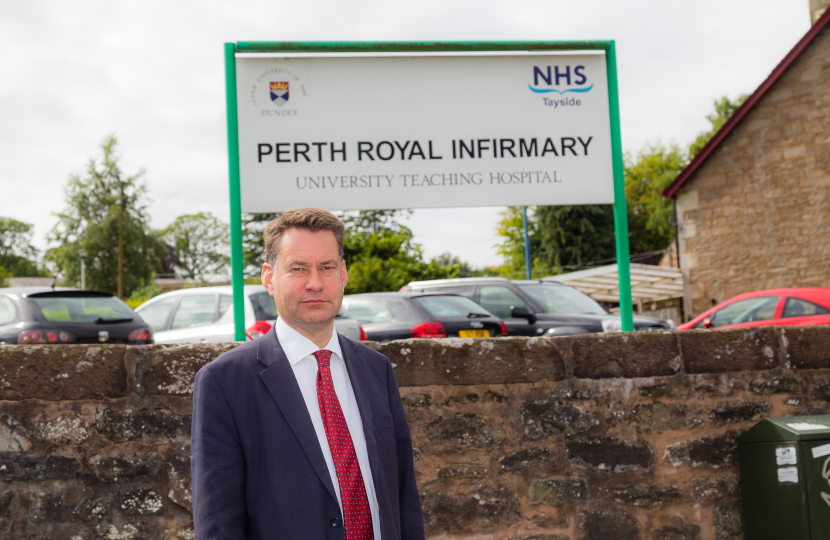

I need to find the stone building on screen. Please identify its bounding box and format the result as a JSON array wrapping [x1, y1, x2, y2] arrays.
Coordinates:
[[664, 6, 830, 317]]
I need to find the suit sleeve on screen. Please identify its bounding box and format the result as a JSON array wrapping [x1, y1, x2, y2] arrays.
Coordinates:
[[386, 360, 426, 540], [191, 366, 247, 540]]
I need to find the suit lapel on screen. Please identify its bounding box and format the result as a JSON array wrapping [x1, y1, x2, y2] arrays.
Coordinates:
[[257, 328, 338, 504], [339, 335, 381, 492]]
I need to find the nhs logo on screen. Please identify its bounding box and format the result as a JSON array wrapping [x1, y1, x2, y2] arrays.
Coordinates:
[[529, 65, 593, 95]]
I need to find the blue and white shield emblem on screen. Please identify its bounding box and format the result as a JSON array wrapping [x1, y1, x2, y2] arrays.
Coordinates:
[[270, 81, 289, 106]]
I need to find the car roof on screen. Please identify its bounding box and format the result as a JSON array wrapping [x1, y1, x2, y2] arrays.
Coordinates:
[[727, 288, 830, 302], [345, 291, 467, 299], [1, 286, 83, 297], [150, 284, 266, 296], [133, 284, 268, 310], [406, 278, 566, 287]]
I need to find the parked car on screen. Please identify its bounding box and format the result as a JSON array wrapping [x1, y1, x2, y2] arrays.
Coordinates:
[[678, 288, 830, 330], [402, 277, 671, 335], [134, 284, 365, 344], [341, 292, 507, 343], [0, 287, 153, 345]]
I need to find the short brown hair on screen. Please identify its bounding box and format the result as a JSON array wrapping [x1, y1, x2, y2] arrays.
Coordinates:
[[263, 207, 346, 266]]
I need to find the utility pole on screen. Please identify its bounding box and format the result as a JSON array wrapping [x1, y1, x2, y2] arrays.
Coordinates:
[[117, 188, 125, 299], [522, 206, 532, 280], [79, 249, 87, 289]]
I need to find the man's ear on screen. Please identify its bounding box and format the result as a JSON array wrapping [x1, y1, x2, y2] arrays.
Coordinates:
[[262, 263, 276, 296], [340, 259, 348, 289]]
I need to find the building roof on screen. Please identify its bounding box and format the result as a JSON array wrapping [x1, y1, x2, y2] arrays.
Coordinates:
[[544, 263, 683, 304], [663, 8, 830, 199]]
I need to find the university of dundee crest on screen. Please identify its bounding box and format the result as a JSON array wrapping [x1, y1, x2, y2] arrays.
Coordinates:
[[270, 82, 289, 106]]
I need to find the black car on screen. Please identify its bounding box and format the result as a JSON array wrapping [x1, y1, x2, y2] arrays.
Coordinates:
[[0, 287, 153, 345], [401, 278, 671, 336], [340, 292, 506, 343]]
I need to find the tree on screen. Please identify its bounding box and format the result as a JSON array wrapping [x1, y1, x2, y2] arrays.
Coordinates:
[[431, 253, 495, 278], [0, 217, 46, 277], [242, 212, 280, 277], [689, 95, 749, 158], [344, 226, 459, 293], [494, 207, 542, 277], [164, 213, 230, 281], [624, 143, 688, 255], [342, 210, 459, 293], [46, 136, 166, 297]]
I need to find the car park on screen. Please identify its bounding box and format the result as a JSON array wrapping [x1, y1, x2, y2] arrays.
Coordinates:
[[341, 291, 507, 343], [134, 284, 365, 344], [0, 287, 153, 345], [402, 277, 671, 336], [678, 288, 830, 330]]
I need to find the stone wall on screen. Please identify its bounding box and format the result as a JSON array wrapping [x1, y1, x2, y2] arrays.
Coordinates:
[[2, 327, 830, 539], [675, 22, 830, 317]]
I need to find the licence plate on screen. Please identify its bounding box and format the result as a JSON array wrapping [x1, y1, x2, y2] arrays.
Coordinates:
[[458, 329, 490, 338]]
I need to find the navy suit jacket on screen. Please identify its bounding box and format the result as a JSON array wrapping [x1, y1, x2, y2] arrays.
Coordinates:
[[191, 327, 425, 540]]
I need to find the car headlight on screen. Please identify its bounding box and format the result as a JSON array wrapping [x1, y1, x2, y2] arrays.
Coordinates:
[[601, 319, 623, 333]]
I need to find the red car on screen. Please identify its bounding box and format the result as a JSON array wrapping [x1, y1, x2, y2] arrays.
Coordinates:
[[678, 288, 830, 330]]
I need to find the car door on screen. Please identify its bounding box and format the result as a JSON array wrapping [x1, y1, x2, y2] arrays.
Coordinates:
[[136, 296, 178, 335], [477, 285, 536, 336], [157, 295, 219, 343], [777, 297, 830, 326]]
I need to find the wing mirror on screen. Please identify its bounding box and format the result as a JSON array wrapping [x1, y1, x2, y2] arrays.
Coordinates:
[[511, 306, 537, 324], [702, 318, 713, 329]]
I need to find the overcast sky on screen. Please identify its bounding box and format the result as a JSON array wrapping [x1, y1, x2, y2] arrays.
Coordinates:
[[0, 0, 812, 269]]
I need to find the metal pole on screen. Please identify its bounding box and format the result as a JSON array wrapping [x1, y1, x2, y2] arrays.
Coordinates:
[[225, 43, 246, 342], [522, 206, 532, 280], [605, 41, 635, 331], [81, 257, 86, 289], [118, 191, 125, 299]]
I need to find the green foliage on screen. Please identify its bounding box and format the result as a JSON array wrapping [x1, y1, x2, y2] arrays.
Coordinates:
[[0, 217, 46, 277], [431, 253, 497, 278], [126, 276, 164, 308], [535, 205, 617, 270], [163, 212, 230, 280], [45, 135, 166, 297], [340, 209, 412, 234], [494, 207, 541, 277], [624, 143, 688, 254], [242, 212, 280, 276], [341, 210, 459, 294], [689, 95, 749, 158], [344, 226, 459, 293]]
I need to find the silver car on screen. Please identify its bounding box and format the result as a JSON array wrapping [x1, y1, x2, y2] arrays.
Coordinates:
[[134, 284, 364, 344]]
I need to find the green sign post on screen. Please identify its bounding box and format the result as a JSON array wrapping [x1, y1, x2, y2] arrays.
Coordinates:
[[223, 41, 634, 341]]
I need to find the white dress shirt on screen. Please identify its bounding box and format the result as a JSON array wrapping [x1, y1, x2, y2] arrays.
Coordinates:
[[275, 317, 380, 540]]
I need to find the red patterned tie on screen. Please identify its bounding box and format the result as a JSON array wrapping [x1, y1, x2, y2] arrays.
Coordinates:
[[314, 349, 373, 540]]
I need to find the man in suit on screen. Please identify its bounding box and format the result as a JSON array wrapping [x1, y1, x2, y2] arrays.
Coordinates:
[[191, 207, 425, 540]]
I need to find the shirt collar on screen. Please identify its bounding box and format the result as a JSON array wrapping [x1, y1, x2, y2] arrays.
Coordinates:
[[275, 317, 343, 366]]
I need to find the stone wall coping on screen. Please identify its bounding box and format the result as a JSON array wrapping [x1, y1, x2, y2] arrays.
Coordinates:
[[1, 326, 828, 400]]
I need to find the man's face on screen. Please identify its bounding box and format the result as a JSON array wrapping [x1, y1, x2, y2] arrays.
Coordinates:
[[261, 228, 348, 333]]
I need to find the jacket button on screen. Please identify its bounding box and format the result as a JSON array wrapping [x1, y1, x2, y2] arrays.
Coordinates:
[[330, 517, 342, 528]]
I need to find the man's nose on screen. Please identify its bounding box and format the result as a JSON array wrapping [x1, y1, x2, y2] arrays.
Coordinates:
[[305, 268, 324, 290]]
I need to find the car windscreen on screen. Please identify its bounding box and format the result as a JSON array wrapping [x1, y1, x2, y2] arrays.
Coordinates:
[[29, 295, 136, 323], [411, 295, 492, 318], [517, 284, 607, 315], [250, 292, 279, 320]]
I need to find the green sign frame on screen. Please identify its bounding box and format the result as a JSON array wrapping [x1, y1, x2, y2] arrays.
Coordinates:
[[223, 41, 635, 341]]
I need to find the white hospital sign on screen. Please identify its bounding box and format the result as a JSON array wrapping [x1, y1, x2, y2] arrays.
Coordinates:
[[235, 52, 614, 212]]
